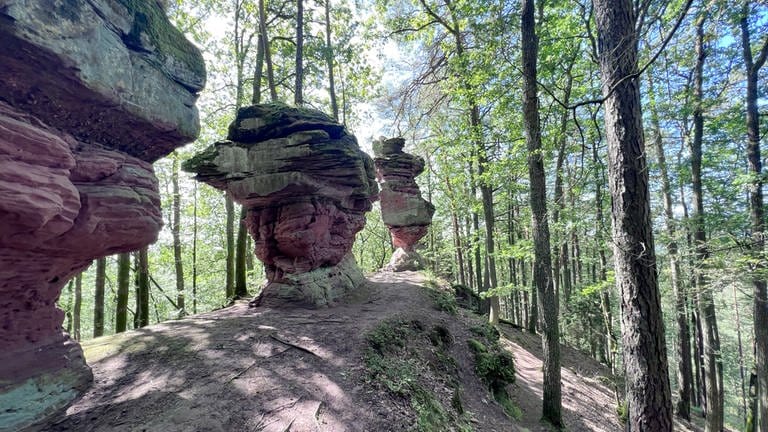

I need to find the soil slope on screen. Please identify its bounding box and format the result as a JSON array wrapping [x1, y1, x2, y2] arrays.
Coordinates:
[[33, 271, 653, 432]]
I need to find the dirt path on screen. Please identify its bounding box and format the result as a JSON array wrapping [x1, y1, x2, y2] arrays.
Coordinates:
[[33, 271, 684, 432], [499, 326, 622, 432]]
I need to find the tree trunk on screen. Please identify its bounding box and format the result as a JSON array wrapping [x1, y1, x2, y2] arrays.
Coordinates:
[[252, 31, 264, 104], [294, 0, 304, 105], [324, 0, 339, 120], [172, 154, 185, 315], [689, 14, 723, 431], [740, 2, 768, 429], [135, 247, 150, 328], [192, 182, 198, 314], [65, 279, 73, 333], [259, 0, 277, 101], [235, 206, 249, 299], [733, 283, 749, 422], [593, 141, 615, 378], [521, 0, 561, 425], [225, 195, 235, 300], [94, 257, 106, 338], [593, 0, 673, 429], [551, 57, 574, 303], [115, 253, 130, 333], [648, 73, 693, 420], [451, 209, 466, 286], [73, 272, 82, 341]]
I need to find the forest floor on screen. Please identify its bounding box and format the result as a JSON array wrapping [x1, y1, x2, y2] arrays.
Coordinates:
[[36, 271, 705, 431]]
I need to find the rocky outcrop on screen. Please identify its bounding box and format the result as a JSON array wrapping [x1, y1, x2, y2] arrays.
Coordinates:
[[184, 104, 377, 307], [0, 1, 204, 430], [372, 137, 434, 271]]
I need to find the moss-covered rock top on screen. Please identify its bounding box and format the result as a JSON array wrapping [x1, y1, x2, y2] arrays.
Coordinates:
[[119, 0, 206, 91], [372, 137, 406, 157], [229, 103, 346, 142]]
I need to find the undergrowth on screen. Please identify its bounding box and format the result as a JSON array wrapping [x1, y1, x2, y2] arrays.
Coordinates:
[[423, 278, 458, 314], [466, 323, 520, 420], [363, 318, 472, 432]]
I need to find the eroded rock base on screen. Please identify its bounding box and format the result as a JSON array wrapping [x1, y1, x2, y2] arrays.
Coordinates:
[[252, 254, 365, 308], [384, 248, 425, 272], [0, 341, 91, 432]]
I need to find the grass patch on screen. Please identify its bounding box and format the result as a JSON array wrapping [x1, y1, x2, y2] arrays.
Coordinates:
[[363, 319, 471, 432]]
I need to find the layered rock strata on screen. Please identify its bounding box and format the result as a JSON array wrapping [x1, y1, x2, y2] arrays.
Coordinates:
[[0, 1, 204, 430], [184, 104, 378, 307], [373, 137, 435, 271]]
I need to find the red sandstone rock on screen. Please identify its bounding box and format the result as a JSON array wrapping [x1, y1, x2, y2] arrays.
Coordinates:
[[0, 1, 204, 428], [184, 104, 377, 307], [373, 137, 435, 271]]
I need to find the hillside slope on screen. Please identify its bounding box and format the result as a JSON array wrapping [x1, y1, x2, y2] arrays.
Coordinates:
[[33, 271, 643, 431]]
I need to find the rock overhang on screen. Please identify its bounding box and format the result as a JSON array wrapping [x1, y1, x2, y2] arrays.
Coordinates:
[[0, 0, 206, 162]]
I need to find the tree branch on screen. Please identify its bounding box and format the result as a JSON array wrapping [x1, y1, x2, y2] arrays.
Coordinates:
[[542, 0, 693, 111]]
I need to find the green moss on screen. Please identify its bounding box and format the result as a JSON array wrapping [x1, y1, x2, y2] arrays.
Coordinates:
[[451, 387, 464, 414], [469, 323, 500, 342], [494, 388, 522, 420], [466, 338, 517, 419], [427, 289, 457, 315], [118, 0, 205, 85], [83, 332, 148, 362], [363, 319, 470, 432], [366, 319, 420, 353], [428, 325, 452, 348], [616, 400, 628, 424], [181, 143, 219, 174]]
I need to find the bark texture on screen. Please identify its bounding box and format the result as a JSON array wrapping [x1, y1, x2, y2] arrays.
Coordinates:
[[521, 0, 561, 425], [592, 0, 673, 429]]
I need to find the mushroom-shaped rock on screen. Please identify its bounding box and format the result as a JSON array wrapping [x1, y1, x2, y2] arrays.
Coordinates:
[[372, 137, 435, 271], [183, 104, 378, 307], [0, 1, 205, 429]]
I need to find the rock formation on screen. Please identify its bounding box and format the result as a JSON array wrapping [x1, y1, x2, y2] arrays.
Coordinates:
[[0, 1, 205, 429], [373, 137, 435, 271], [183, 104, 378, 307]]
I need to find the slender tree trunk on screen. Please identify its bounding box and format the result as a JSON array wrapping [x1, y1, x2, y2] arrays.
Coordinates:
[[689, 14, 723, 431], [65, 280, 73, 333], [593, 0, 673, 429], [740, 2, 768, 429], [732, 283, 749, 421], [115, 253, 130, 333], [73, 272, 82, 341], [94, 257, 106, 337], [252, 31, 264, 104], [136, 247, 150, 328], [648, 73, 693, 420], [259, 0, 277, 101], [694, 309, 706, 412], [451, 209, 466, 286], [192, 182, 198, 314], [679, 159, 704, 409], [521, 0, 561, 424], [593, 141, 615, 377], [235, 206, 248, 299], [324, 0, 339, 120], [294, 0, 304, 105], [552, 56, 574, 304], [225, 195, 235, 300], [172, 155, 185, 315]]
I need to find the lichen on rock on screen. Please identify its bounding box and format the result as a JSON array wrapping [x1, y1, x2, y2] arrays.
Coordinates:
[[184, 103, 378, 307]]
